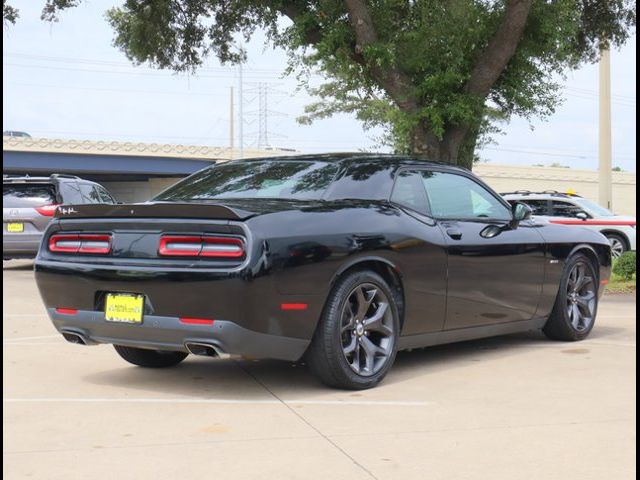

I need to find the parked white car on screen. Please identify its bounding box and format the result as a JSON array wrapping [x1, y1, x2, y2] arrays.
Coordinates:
[[503, 191, 636, 258]]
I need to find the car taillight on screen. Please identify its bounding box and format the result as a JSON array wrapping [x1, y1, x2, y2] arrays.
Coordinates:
[[49, 234, 112, 254], [36, 204, 60, 216], [158, 235, 245, 258]]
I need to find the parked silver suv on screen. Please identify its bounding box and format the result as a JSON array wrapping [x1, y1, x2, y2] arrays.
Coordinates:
[[3, 174, 116, 259], [503, 190, 636, 258]]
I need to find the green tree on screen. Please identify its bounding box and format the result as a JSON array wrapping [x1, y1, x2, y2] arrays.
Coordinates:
[[5, 1, 636, 169]]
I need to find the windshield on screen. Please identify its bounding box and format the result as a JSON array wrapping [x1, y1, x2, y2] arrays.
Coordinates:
[[573, 197, 615, 217], [155, 161, 339, 202]]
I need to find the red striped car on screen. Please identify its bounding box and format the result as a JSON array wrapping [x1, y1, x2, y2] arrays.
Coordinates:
[[503, 191, 636, 258]]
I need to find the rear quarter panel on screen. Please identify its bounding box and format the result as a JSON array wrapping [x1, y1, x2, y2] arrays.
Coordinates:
[[247, 201, 449, 336]]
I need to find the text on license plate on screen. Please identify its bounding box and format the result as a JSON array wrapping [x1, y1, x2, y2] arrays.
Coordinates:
[[105, 293, 145, 324], [7, 223, 24, 233]]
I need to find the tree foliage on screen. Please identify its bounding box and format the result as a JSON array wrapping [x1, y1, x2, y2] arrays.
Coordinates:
[[3, 0, 18, 24], [4, 0, 636, 168]]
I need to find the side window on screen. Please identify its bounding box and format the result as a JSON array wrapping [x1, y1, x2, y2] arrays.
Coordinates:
[[421, 171, 511, 221], [96, 187, 116, 204], [59, 181, 84, 205], [324, 161, 394, 201], [551, 200, 589, 218], [390, 170, 429, 214], [515, 199, 548, 215], [79, 183, 101, 204]]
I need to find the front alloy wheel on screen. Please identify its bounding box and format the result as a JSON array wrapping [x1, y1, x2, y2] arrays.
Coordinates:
[[543, 253, 599, 341], [565, 262, 597, 332]]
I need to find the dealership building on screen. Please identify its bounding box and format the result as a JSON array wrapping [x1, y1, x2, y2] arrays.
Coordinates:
[[3, 136, 636, 215]]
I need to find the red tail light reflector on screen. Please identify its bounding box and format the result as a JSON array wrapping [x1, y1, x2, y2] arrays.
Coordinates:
[[280, 303, 308, 311], [179, 317, 215, 325], [159, 235, 245, 258], [55, 308, 78, 315], [49, 234, 112, 254], [36, 204, 60, 216]]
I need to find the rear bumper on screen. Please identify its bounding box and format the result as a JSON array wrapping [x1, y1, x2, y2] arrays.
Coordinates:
[[49, 308, 309, 361], [3, 233, 42, 258]]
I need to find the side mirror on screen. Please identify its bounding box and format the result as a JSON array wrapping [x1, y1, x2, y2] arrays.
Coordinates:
[[512, 202, 533, 222], [576, 212, 588, 221]]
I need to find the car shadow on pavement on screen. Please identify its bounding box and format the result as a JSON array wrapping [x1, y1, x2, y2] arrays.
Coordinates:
[[80, 327, 627, 397], [79, 336, 536, 400], [82, 356, 327, 399]]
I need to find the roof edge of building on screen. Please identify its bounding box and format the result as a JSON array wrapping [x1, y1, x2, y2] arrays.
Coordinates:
[[2, 136, 291, 160]]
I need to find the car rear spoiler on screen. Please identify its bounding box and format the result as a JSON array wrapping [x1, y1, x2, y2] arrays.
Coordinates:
[[53, 202, 255, 221]]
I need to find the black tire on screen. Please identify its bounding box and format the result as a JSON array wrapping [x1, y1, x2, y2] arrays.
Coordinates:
[[604, 232, 627, 259], [306, 270, 400, 390], [543, 253, 599, 341], [113, 345, 188, 368]]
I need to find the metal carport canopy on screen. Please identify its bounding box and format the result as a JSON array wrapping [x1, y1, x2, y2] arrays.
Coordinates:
[[2, 151, 214, 177]]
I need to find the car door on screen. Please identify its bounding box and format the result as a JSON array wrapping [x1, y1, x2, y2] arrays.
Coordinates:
[[549, 200, 591, 219], [419, 169, 547, 329], [389, 170, 449, 335]]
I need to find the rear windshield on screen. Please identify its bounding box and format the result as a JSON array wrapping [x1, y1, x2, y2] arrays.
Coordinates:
[[3, 183, 57, 208], [155, 161, 339, 201]]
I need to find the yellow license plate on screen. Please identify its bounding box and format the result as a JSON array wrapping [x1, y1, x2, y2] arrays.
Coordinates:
[[105, 293, 145, 324], [7, 223, 24, 233]]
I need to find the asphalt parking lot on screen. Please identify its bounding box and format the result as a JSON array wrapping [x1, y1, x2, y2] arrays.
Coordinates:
[[3, 260, 636, 480]]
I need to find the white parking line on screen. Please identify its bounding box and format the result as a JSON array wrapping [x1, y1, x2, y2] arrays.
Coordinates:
[[3, 335, 61, 342], [3, 397, 430, 407]]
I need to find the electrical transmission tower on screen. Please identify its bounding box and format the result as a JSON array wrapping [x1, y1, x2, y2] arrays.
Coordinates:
[[244, 82, 287, 149]]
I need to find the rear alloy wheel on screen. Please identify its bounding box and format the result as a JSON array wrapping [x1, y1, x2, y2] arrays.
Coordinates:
[[307, 270, 400, 389], [114, 345, 188, 368], [605, 233, 627, 259], [543, 254, 599, 341]]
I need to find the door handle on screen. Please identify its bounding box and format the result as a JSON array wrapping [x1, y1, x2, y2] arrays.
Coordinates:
[[446, 228, 463, 240]]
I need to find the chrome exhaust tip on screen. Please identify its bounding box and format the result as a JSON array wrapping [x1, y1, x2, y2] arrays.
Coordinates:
[[185, 342, 224, 357], [61, 331, 88, 345]]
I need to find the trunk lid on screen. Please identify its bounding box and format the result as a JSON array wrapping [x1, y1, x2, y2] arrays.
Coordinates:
[[53, 199, 327, 221], [54, 201, 256, 221]]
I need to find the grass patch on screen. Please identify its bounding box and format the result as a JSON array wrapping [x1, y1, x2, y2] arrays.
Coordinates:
[[606, 273, 636, 294]]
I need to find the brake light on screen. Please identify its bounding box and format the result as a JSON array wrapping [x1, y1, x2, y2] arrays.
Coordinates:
[[159, 235, 245, 258], [36, 204, 60, 216], [49, 233, 112, 254]]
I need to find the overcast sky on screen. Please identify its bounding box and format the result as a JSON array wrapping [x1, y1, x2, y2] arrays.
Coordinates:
[[2, 0, 637, 172]]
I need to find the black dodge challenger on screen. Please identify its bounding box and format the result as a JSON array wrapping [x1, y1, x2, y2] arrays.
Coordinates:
[[34, 154, 611, 389]]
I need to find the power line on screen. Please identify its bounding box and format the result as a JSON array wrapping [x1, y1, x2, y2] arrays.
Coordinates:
[[4, 81, 228, 97], [22, 128, 230, 141], [3, 52, 321, 77], [2, 62, 293, 81], [566, 86, 635, 101], [483, 146, 635, 160], [494, 143, 636, 159], [564, 92, 636, 108]]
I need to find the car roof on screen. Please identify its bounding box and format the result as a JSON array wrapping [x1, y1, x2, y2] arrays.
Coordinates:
[[502, 191, 582, 200], [238, 153, 467, 171], [3, 174, 90, 185]]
